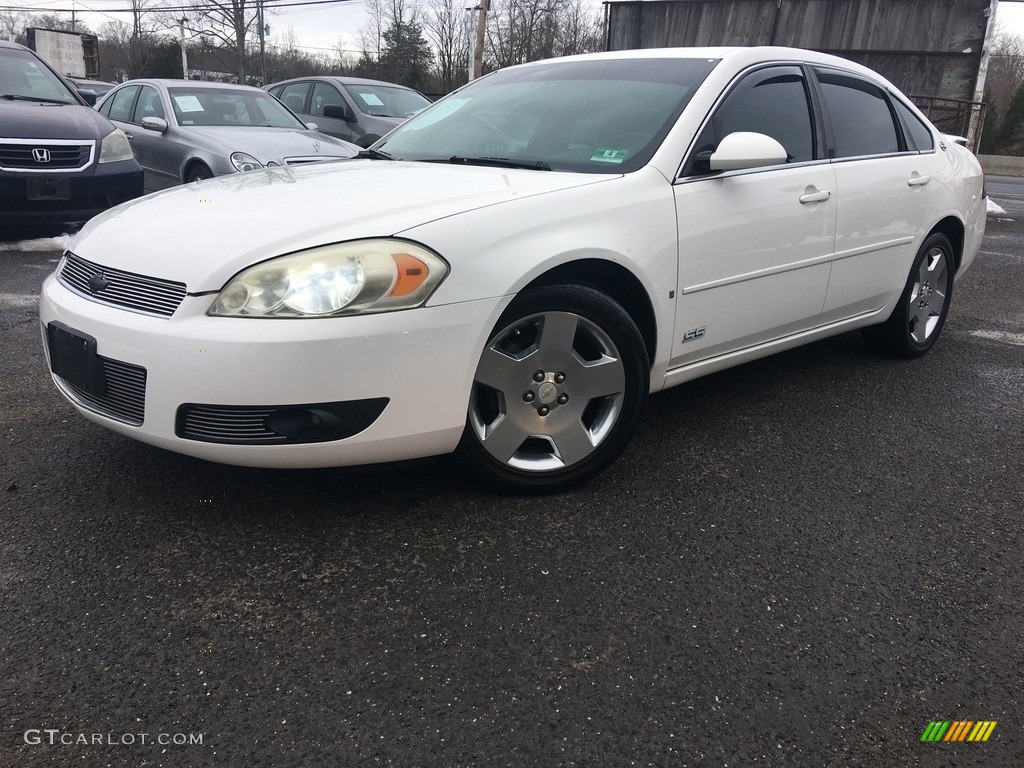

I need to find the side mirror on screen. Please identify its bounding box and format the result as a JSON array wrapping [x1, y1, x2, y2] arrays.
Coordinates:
[[77, 88, 97, 106], [710, 132, 788, 171], [140, 116, 169, 133], [323, 104, 356, 123]]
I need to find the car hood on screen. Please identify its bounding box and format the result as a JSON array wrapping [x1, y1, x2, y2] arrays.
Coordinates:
[[0, 101, 114, 140], [71, 160, 615, 291], [182, 126, 359, 160]]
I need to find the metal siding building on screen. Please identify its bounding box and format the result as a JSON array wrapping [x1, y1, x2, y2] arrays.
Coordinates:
[[605, 0, 992, 103]]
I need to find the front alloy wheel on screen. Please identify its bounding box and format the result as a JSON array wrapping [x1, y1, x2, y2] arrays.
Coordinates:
[[459, 285, 649, 494]]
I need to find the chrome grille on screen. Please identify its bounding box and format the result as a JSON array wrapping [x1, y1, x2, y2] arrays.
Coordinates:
[[284, 156, 328, 165], [0, 141, 93, 171], [59, 253, 187, 317], [57, 357, 146, 426], [178, 405, 288, 444]]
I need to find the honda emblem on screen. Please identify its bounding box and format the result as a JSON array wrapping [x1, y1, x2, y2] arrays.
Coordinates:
[[32, 148, 51, 163]]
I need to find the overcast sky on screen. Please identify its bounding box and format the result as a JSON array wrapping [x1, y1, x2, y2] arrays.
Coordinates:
[[12, 0, 1024, 63]]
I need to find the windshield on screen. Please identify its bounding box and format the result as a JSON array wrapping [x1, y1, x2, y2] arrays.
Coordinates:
[[168, 86, 306, 128], [347, 84, 430, 118], [0, 47, 79, 104], [376, 57, 718, 173]]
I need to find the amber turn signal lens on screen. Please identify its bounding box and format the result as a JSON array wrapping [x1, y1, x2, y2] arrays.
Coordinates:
[[390, 252, 429, 297]]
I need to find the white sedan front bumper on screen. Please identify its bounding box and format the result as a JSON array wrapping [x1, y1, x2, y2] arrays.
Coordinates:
[[40, 271, 507, 468]]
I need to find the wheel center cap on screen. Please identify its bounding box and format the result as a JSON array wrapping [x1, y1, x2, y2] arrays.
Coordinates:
[[537, 382, 558, 404]]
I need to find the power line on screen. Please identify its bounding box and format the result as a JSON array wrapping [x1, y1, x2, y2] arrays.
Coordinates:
[[1, 0, 364, 13]]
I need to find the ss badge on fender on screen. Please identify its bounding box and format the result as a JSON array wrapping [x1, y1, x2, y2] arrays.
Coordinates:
[[682, 325, 707, 343]]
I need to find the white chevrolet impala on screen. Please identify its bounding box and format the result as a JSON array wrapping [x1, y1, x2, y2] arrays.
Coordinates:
[[40, 47, 986, 493]]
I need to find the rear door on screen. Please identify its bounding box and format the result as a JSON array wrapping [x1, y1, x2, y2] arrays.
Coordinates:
[[812, 67, 934, 322]]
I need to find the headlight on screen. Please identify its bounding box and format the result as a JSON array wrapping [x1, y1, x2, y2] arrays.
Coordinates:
[[98, 129, 134, 164], [208, 239, 449, 318], [230, 152, 264, 172]]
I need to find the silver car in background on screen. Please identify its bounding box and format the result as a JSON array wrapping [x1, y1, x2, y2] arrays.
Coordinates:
[[267, 76, 430, 147], [96, 79, 360, 191]]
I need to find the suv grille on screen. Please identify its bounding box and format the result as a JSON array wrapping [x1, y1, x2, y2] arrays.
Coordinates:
[[0, 141, 94, 171], [56, 356, 147, 426], [59, 253, 187, 317]]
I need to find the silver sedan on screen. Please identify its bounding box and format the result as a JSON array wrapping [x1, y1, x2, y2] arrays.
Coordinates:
[[96, 79, 360, 191]]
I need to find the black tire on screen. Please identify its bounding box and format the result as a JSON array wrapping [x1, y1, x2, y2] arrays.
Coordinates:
[[862, 232, 955, 358], [185, 164, 213, 183], [458, 285, 649, 494]]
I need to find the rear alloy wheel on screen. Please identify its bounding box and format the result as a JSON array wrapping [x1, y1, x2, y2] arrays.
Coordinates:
[[459, 285, 649, 494], [863, 232, 955, 358]]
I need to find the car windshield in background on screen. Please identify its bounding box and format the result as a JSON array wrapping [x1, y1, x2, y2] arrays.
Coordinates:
[[348, 84, 430, 117], [167, 87, 305, 128], [0, 47, 78, 104], [376, 58, 719, 173]]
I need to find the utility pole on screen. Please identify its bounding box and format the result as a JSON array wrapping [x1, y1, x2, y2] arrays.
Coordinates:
[[258, 0, 267, 85], [471, 0, 487, 80], [179, 18, 189, 79], [969, 0, 1001, 150]]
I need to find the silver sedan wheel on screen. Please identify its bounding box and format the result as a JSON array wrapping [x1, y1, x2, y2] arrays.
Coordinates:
[[468, 311, 626, 472], [908, 244, 950, 344]]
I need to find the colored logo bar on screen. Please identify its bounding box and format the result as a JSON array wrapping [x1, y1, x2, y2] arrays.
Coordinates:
[[921, 721, 997, 742]]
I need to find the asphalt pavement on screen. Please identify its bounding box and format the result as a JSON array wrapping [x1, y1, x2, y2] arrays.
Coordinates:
[[1, 186, 1022, 767]]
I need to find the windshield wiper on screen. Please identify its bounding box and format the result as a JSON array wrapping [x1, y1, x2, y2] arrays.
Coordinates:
[[2, 94, 72, 104], [448, 156, 551, 171], [356, 148, 395, 160]]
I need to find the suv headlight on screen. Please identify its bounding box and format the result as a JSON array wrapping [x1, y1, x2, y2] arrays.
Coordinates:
[[98, 129, 134, 164], [208, 239, 449, 318], [230, 152, 264, 172]]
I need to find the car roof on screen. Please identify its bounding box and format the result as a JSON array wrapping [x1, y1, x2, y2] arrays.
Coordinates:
[[510, 46, 888, 83], [116, 79, 268, 92], [271, 75, 420, 91]]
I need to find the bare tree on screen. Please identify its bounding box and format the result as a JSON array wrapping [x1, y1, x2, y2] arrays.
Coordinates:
[[986, 33, 1024, 120], [557, 0, 602, 57], [0, 10, 29, 42], [424, 0, 472, 92], [28, 13, 88, 34], [358, 0, 388, 64], [182, 0, 260, 81]]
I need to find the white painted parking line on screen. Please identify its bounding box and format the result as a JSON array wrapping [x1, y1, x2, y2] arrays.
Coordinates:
[[971, 330, 1024, 346]]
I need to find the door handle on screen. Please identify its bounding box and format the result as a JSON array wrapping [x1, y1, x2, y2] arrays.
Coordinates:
[[799, 189, 831, 204], [125, 132, 134, 141], [908, 173, 931, 187]]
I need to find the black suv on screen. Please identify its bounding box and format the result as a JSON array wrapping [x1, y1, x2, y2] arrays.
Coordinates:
[[0, 41, 143, 225]]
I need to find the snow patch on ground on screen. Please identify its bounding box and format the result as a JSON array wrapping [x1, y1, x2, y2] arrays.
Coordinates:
[[987, 198, 1008, 216], [0, 294, 40, 307], [0, 234, 72, 253]]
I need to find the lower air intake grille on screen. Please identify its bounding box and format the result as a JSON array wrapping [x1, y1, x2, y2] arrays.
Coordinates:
[[176, 399, 389, 445], [58, 357, 147, 426]]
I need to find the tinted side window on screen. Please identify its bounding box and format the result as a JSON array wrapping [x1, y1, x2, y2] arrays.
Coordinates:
[[311, 82, 346, 117], [279, 82, 311, 114], [816, 71, 899, 158], [106, 85, 140, 122], [686, 68, 814, 174], [132, 85, 165, 122], [893, 99, 934, 151]]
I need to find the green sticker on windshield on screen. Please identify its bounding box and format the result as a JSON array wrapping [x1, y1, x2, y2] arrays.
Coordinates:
[[591, 148, 628, 163]]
